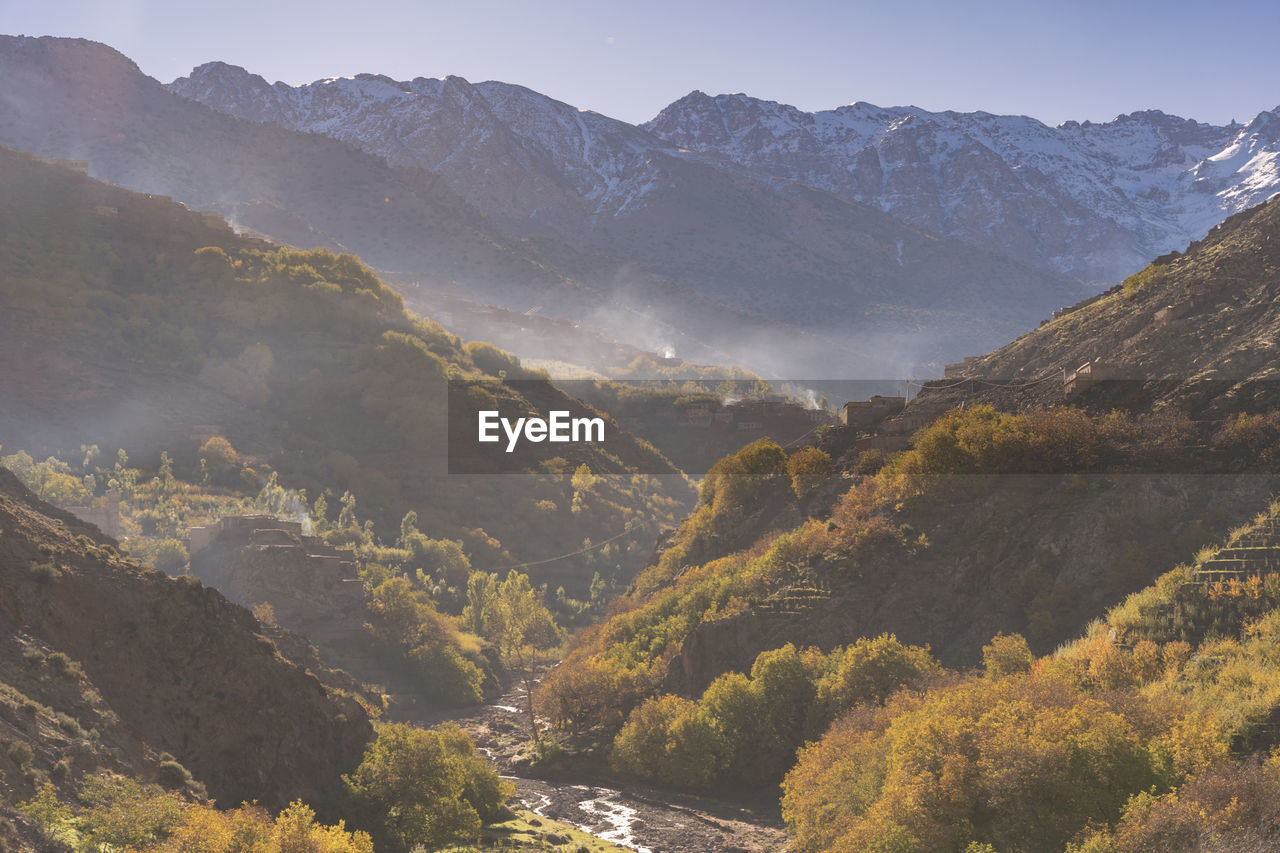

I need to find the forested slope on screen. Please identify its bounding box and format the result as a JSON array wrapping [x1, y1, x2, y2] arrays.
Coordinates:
[[0, 144, 693, 595], [536, 199, 1280, 811]]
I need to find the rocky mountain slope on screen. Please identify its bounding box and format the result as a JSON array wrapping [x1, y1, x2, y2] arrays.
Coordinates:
[[917, 196, 1280, 419], [645, 92, 1280, 283], [0, 465, 372, 841], [549, 195, 1280, 726], [162, 57, 1090, 371]]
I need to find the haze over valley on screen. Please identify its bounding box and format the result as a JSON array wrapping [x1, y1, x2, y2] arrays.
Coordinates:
[[3, 14, 1280, 853]]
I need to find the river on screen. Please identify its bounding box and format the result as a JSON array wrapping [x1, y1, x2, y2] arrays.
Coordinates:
[[410, 686, 790, 853]]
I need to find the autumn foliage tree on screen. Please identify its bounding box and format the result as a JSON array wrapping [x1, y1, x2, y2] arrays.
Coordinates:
[[343, 722, 511, 852]]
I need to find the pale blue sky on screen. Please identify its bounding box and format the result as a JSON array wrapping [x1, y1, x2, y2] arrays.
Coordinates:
[[6, 0, 1278, 126]]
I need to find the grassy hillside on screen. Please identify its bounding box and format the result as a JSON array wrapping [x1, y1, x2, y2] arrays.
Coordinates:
[[551, 473, 1280, 851], [538, 410, 1279, 729]]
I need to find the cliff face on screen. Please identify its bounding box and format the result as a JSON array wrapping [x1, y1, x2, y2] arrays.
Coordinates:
[[0, 467, 372, 816]]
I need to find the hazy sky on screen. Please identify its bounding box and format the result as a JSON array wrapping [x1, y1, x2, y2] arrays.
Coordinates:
[[7, 0, 1279, 126]]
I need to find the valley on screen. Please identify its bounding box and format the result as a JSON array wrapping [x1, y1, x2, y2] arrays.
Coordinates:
[[3, 20, 1280, 853]]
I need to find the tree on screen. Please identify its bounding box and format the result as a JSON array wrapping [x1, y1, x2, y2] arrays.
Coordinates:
[[158, 451, 176, 496], [364, 576, 483, 705], [611, 694, 717, 787], [490, 570, 562, 742], [787, 447, 833, 499], [197, 436, 239, 486], [343, 722, 511, 853], [982, 632, 1034, 679], [462, 571, 498, 637], [812, 634, 941, 733]]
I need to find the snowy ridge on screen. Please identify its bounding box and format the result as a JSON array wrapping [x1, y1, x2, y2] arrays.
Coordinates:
[[170, 65, 1279, 284], [169, 63, 681, 229], [645, 92, 1280, 281]]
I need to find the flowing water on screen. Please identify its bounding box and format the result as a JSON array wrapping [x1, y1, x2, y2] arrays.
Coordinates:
[[411, 689, 788, 852]]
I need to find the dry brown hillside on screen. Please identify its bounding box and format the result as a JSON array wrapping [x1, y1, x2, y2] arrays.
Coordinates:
[[915, 197, 1280, 419], [0, 466, 372, 844]]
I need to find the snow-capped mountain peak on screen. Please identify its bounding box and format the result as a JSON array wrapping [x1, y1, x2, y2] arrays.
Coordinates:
[[645, 92, 1280, 281]]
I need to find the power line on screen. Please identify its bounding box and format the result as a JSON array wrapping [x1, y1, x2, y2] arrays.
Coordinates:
[[484, 525, 636, 572]]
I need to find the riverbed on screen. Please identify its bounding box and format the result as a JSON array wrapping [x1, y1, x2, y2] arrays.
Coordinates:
[[408, 687, 790, 852]]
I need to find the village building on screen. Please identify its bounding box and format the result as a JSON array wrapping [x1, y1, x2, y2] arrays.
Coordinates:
[[841, 395, 906, 429], [187, 515, 364, 637], [853, 434, 912, 454], [879, 411, 931, 436], [63, 488, 123, 539], [1064, 359, 1119, 395]]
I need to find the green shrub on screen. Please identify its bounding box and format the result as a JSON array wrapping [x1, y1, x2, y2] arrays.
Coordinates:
[[147, 539, 189, 573], [53, 713, 84, 738], [1122, 265, 1163, 299], [982, 633, 1035, 679], [154, 760, 192, 790], [6, 741, 33, 768], [46, 652, 83, 680], [28, 562, 61, 584], [344, 722, 513, 852], [787, 447, 833, 499]]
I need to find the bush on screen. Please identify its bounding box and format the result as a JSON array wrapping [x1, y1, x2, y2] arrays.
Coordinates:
[[1121, 265, 1163, 299], [409, 644, 484, 706], [782, 673, 1164, 853], [982, 633, 1035, 679], [54, 713, 85, 739], [46, 652, 83, 680], [28, 562, 61, 584], [148, 539, 189, 573], [154, 760, 192, 790], [611, 695, 714, 787], [6, 741, 33, 768]]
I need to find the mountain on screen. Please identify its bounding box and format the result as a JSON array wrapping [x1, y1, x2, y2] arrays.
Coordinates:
[[919, 196, 1280, 418], [164, 57, 1090, 372], [0, 35, 954, 379], [645, 92, 1280, 283], [0, 465, 371, 845], [0, 37, 583, 307], [0, 143, 692, 597], [537, 196, 1280, 741]]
